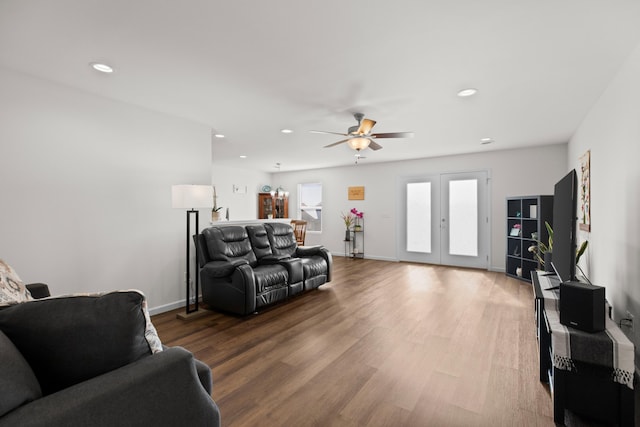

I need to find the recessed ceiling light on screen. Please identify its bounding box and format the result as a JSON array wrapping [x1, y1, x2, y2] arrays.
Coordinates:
[[457, 88, 478, 97], [214, 134, 225, 138], [280, 129, 293, 134], [90, 62, 114, 73], [480, 137, 494, 144], [239, 155, 247, 159]]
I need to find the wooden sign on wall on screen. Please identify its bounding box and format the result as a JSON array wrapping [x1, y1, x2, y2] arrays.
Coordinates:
[[348, 186, 365, 200]]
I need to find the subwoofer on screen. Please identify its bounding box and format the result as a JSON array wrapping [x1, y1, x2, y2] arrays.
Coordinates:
[[560, 281, 605, 333]]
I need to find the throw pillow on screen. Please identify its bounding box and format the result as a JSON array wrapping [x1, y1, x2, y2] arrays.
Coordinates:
[[49, 289, 164, 355], [0, 259, 33, 306], [0, 329, 42, 416], [0, 290, 162, 395]]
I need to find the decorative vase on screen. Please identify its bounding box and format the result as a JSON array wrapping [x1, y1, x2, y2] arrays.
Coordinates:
[[211, 210, 221, 222], [544, 252, 554, 272], [516, 267, 523, 277], [354, 224, 362, 231], [345, 229, 350, 241]]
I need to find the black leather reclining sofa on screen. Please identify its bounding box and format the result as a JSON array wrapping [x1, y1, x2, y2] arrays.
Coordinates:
[[194, 222, 332, 316]]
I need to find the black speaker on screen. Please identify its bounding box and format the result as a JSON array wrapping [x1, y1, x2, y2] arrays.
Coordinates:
[[559, 281, 605, 332]]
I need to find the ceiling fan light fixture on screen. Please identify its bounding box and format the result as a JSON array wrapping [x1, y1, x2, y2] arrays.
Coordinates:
[[457, 88, 478, 97], [347, 137, 370, 151]]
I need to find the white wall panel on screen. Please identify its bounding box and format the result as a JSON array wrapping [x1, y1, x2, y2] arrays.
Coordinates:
[[0, 67, 211, 313]]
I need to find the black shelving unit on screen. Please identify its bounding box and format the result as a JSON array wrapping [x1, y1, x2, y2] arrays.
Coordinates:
[[506, 195, 553, 281], [344, 218, 364, 258]]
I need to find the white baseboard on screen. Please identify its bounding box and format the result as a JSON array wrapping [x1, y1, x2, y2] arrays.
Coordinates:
[[148, 299, 184, 316], [330, 252, 398, 262]]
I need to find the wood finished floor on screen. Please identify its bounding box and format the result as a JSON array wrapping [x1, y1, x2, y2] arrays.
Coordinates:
[[153, 257, 557, 426]]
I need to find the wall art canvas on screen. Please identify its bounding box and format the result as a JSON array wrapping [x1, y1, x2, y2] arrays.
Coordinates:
[[579, 150, 591, 231]]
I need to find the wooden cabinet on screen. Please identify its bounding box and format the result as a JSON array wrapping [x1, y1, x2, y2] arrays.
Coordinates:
[[506, 195, 553, 281], [258, 192, 288, 219]]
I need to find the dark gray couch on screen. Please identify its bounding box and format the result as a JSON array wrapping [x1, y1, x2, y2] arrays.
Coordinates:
[[194, 222, 332, 316], [0, 286, 221, 427]]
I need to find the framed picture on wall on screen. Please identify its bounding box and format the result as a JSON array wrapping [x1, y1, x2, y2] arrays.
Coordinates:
[[579, 150, 591, 231]]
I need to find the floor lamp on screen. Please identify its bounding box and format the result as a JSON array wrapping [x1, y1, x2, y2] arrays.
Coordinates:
[[171, 184, 213, 320]]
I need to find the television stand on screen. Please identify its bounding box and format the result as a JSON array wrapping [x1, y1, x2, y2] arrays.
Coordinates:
[[532, 271, 635, 426]]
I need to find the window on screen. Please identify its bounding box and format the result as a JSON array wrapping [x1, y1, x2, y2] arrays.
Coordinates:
[[298, 183, 322, 232], [406, 182, 431, 253]]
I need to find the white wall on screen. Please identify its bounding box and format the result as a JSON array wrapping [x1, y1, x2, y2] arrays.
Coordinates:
[[210, 164, 270, 222], [273, 144, 567, 270], [568, 41, 640, 359], [0, 67, 211, 313]]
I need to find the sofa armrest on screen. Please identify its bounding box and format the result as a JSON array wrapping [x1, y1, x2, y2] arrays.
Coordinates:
[[278, 257, 303, 284], [295, 245, 323, 256], [201, 259, 249, 278], [258, 254, 290, 265], [162, 345, 212, 394], [0, 347, 220, 427], [25, 283, 50, 299]]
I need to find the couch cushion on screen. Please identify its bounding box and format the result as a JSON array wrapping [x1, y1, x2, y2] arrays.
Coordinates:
[[246, 225, 273, 260], [264, 222, 298, 257], [0, 329, 42, 416], [253, 265, 289, 294], [0, 290, 161, 395], [202, 226, 258, 266], [0, 259, 34, 306]]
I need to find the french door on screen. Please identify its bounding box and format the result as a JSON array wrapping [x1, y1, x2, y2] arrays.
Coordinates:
[[398, 171, 489, 269]]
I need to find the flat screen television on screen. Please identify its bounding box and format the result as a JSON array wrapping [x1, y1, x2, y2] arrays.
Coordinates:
[[551, 169, 577, 283]]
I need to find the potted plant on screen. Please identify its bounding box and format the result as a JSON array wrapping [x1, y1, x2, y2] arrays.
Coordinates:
[[350, 208, 364, 231], [341, 211, 354, 241], [528, 221, 588, 272], [211, 186, 223, 221]]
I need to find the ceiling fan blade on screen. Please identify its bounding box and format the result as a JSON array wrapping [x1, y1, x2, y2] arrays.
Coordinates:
[[370, 131, 414, 139], [356, 118, 376, 135], [368, 141, 383, 151], [324, 139, 350, 148], [310, 130, 349, 136]]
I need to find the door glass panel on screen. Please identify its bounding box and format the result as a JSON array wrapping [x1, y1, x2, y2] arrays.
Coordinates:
[[406, 182, 431, 253], [449, 179, 478, 256]]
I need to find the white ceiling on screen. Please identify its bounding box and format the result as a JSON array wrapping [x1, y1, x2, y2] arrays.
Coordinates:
[[2, 1, 640, 172]]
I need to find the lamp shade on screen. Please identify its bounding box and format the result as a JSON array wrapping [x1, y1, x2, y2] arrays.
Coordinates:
[[171, 185, 213, 209], [347, 137, 371, 150]]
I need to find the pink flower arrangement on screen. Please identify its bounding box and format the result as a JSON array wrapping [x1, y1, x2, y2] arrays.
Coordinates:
[[342, 209, 364, 230], [350, 208, 364, 219], [351, 208, 364, 229]]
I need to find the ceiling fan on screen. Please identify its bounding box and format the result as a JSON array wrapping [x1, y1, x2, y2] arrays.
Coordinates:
[[310, 113, 414, 152]]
